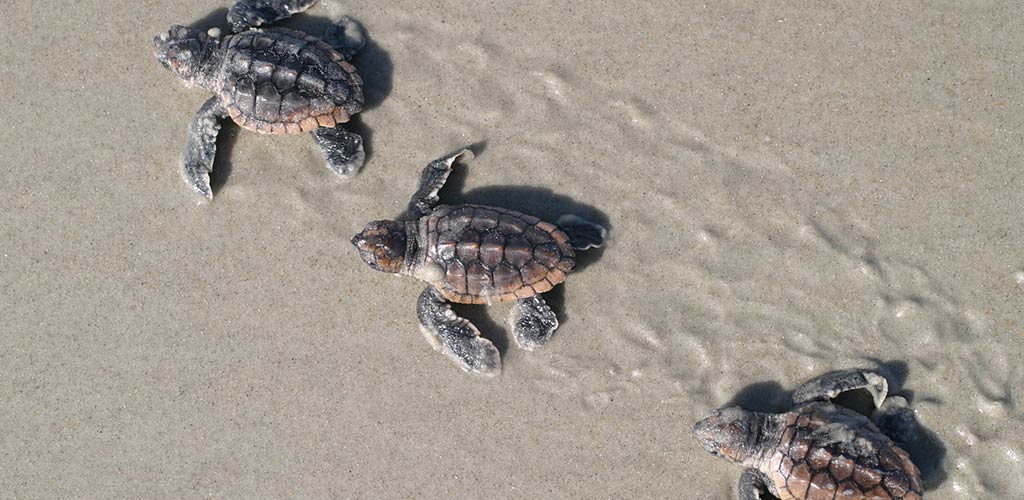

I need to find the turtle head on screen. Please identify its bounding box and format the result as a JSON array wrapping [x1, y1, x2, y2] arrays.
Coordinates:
[[692, 407, 762, 465], [154, 25, 221, 88], [352, 221, 408, 274]]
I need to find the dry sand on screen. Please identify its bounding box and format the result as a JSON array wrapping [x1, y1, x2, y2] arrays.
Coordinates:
[[2, 1, 1022, 498]]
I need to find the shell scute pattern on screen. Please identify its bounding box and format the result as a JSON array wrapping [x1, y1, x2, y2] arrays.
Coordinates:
[[503, 236, 533, 267], [422, 205, 576, 304], [770, 404, 924, 500], [219, 29, 362, 133], [445, 260, 467, 294]]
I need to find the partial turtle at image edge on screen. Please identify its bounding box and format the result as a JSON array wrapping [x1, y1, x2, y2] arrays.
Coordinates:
[[693, 369, 925, 500]]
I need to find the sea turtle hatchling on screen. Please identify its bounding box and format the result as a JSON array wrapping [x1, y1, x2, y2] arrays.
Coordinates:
[[351, 149, 607, 376], [693, 370, 924, 500], [154, 0, 367, 198]]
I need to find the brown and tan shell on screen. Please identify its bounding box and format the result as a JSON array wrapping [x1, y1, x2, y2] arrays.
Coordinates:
[[766, 403, 923, 500], [217, 28, 363, 134], [416, 205, 575, 304]]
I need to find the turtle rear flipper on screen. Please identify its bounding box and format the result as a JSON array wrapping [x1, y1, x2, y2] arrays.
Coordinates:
[[312, 126, 364, 177], [324, 16, 366, 60], [557, 214, 607, 250], [183, 96, 228, 199], [872, 395, 916, 447], [509, 295, 558, 350], [791, 369, 888, 408], [417, 287, 500, 376], [227, 0, 319, 33]]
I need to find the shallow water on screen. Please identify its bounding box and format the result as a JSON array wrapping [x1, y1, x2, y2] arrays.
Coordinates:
[[2, 1, 1022, 498]]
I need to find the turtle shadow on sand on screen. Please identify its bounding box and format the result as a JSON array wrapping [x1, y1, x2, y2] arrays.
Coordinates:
[[184, 8, 394, 196], [186, 8, 231, 32], [725, 360, 949, 492], [208, 120, 240, 193]]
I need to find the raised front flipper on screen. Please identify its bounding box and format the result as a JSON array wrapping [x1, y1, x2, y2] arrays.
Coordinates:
[[312, 126, 364, 177], [509, 295, 558, 350], [417, 287, 500, 376], [227, 0, 319, 33], [408, 148, 470, 218], [738, 468, 776, 500], [792, 369, 889, 408], [182, 96, 229, 199], [324, 16, 366, 60]]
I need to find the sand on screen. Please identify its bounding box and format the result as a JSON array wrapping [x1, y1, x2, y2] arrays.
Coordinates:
[[2, 1, 1022, 498]]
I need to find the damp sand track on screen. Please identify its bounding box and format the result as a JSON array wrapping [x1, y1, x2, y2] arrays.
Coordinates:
[[1, 1, 1022, 498]]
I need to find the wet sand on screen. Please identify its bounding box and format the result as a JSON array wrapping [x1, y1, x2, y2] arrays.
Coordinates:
[[2, 1, 1022, 498]]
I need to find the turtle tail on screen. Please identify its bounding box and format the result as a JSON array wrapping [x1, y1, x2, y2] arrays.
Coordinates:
[[557, 215, 607, 251]]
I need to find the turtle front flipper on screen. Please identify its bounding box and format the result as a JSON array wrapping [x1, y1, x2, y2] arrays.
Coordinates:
[[183, 96, 229, 199], [872, 395, 916, 447], [408, 148, 471, 218], [227, 0, 319, 33], [873, 395, 934, 494], [791, 369, 889, 408], [311, 126, 364, 177], [417, 287, 500, 376], [509, 295, 558, 350], [324, 16, 366, 60], [557, 215, 607, 250], [738, 468, 775, 500]]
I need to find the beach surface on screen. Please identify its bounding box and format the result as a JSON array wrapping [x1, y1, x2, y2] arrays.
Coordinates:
[[2, 1, 1022, 497]]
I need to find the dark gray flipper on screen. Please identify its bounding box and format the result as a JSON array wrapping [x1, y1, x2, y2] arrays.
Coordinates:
[[738, 468, 775, 500], [417, 287, 500, 376], [509, 295, 558, 350], [792, 369, 889, 408], [311, 126, 364, 177], [323, 16, 366, 60], [556, 215, 607, 250], [183, 96, 229, 199], [227, 0, 319, 33], [408, 148, 470, 218], [872, 395, 916, 446], [873, 394, 945, 487]]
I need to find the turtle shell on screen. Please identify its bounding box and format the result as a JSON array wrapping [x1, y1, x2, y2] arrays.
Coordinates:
[[416, 205, 576, 304], [217, 28, 363, 134], [766, 403, 923, 500]]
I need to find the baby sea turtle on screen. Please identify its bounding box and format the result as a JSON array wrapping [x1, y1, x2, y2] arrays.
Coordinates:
[[351, 149, 606, 376], [693, 370, 924, 500], [154, 0, 367, 198]]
